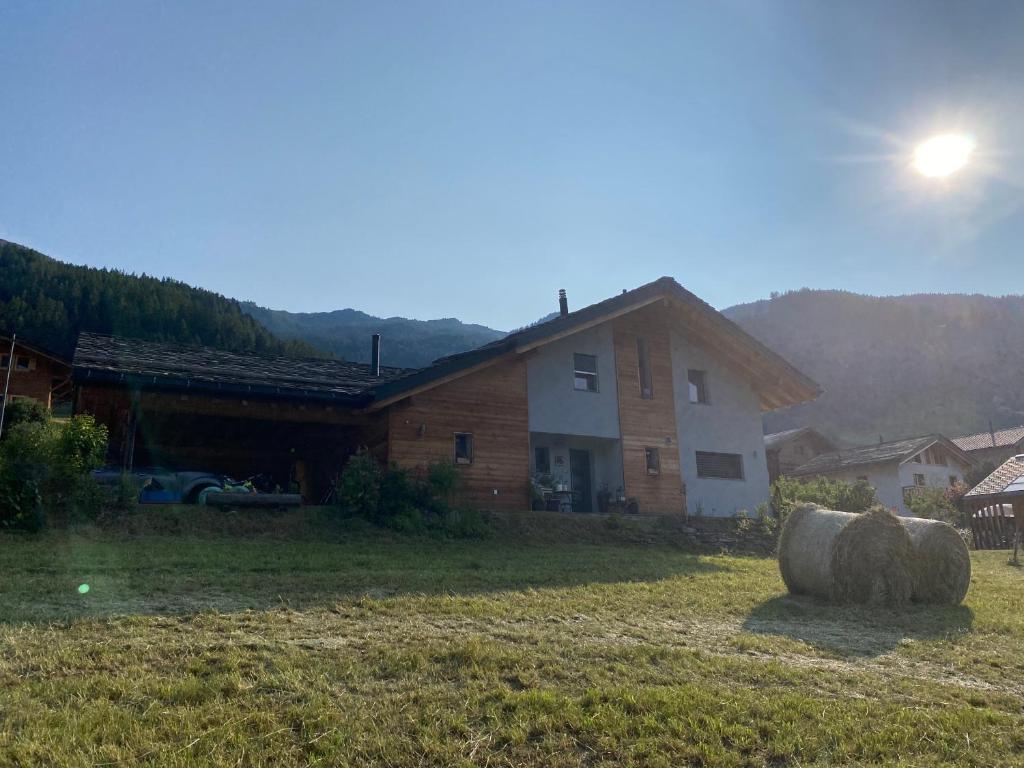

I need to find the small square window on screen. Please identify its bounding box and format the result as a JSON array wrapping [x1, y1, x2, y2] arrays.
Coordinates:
[[687, 369, 708, 404], [949, 475, 958, 487], [454, 433, 474, 465], [0, 355, 8, 370], [15, 355, 31, 371], [534, 446, 551, 475], [573, 353, 598, 392], [645, 447, 661, 476], [913, 473, 926, 487]]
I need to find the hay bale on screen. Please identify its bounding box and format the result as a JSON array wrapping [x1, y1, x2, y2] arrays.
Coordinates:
[[778, 504, 914, 605], [900, 516, 971, 605]]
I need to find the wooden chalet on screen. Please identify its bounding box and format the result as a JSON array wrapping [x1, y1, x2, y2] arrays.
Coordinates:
[[1, 334, 72, 410], [72, 277, 821, 512]]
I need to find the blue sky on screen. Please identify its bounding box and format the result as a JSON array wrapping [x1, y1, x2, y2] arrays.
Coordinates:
[[2, 1, 1023, 330]]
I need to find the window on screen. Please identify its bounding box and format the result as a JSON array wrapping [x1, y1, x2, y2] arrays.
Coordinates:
[[534, 446, 551, 475], [687, 369, 708, 404], [645, 447, 660, 475], [913, 454, 922, 463], [0, 355, 8, 370], [15, 355, 31, 371], [454, 433, 474, 465], [573, 353, 598, 392], [949, 475, 958, 487], [636, 337, 653, 399], [696, 451, 743, 480], [913, 473, 926, 487]]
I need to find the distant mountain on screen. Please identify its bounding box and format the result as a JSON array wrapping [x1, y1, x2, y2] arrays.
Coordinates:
[[0, 240, 318, 359], [724, 290, 1024, 446], [241, 303, 506, 368]]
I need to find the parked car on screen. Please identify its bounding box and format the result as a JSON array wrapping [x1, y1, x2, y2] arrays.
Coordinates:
[[91, 467, 227, 504]]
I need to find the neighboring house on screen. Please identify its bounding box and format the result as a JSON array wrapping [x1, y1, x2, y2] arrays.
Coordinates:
[[0, 334, 72, 410], [790, 435, 974, 516], [764, 427, 836, 483], [72, 277, 821, 514], [951, 425, 1024, 471]]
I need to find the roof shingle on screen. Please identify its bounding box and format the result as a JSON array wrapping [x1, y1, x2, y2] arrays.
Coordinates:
[[73, 332, 413, 403], [965, 455, 1024, 498], [791, 435, 954, 476]]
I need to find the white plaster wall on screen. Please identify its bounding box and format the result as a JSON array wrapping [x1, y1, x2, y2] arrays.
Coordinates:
[[526, 324, 620, 438], [670, 331, 771, 517], [826, 466, 904, 514]]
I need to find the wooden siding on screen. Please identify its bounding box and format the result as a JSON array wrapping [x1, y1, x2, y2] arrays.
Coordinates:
[[387, 358, 530, 511], [612, 303, 686, 514], [1, 346, 69, 408]]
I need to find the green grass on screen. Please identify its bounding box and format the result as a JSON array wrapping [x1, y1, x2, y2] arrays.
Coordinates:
[[1, 511, 1022, 766]]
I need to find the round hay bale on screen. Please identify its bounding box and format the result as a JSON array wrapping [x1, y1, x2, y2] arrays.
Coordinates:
[[900, 516, 971, 605], [778, 504, 914, 605]]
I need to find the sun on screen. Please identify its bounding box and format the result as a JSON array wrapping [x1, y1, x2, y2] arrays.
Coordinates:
[[912, 134, 975, 178]]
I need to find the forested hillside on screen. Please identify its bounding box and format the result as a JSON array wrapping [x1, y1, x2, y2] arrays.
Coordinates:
[[0, 240, 317, 358], [242, 303, 505, 368], [725, 290, 1024, 446]]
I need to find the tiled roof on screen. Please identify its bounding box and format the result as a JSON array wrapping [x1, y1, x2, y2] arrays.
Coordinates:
[[965, 455, 1024, 498], [791, 435, 956, 476], [73, 332, 414, 403], [951, 426, 1024, 452]]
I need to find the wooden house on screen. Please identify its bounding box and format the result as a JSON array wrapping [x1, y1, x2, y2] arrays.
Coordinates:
[[0, 334, 72, 410], [72, 277, 821, 513], [764, 427, 836, 483]]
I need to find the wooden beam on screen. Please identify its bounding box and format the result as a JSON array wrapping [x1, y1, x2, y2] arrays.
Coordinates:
[[363, 351, 519, 412]]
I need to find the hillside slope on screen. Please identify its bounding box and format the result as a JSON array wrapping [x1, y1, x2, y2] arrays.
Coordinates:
[[242, 303, 505, 368], [725, 290, 1024, 445], [0, 240, 317, 358]]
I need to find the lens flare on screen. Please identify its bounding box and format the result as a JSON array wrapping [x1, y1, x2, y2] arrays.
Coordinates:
[[78, 584, 90, 594], [913, 134, 975, 178]]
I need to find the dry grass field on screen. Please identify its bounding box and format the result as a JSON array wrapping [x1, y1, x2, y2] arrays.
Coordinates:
[[1, 511, 1022, 767]]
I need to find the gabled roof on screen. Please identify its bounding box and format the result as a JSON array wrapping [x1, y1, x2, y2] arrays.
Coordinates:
[[764, 427, 835, 451], [73, 332, 412, 404], [791, 434, 973, 477], [368, 276, 821, 411], [0, 333, 71, 367], [965, 454, 1024, 500], [952, 425, 1024, 452]]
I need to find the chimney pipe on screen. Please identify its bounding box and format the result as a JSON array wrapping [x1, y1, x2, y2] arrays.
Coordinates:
[[371, 334, 381, 377], [558, 289, 568, 317]]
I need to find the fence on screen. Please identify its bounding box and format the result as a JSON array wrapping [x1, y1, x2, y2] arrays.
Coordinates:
[[968, 504, 1016, 550]]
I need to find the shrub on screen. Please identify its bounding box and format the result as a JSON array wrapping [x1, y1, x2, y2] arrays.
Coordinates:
[[905, 486, 962, 525], [0, 415, 109, 529], [337, 450, 382, 519], [0, 398, 48, 436], [336, 452, 487, 537], [772, 475, 877, 522]]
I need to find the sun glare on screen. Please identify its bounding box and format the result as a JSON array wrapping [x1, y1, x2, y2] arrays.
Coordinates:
[[912, 134, 975, 178]]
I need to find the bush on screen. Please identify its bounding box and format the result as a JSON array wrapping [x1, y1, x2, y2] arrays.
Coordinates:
[[906, 486, 962, 525], [336, 452, 488, 538], [772, 475, 877, 522], [0, 398, 48, 436], [0, 415, 109, 530]]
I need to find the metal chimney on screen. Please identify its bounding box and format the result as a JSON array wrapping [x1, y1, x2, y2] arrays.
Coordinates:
[[370, 334, 381, 377], [558, 289, 568, 317]]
